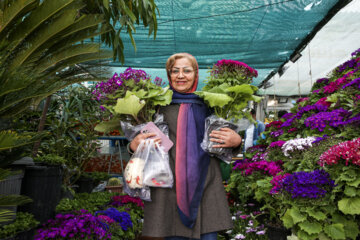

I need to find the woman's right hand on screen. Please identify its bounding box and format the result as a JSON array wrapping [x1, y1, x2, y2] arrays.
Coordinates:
[[129, 132, 161, 152]]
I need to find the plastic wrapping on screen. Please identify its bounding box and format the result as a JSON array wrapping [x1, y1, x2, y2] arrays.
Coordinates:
[[201, 115, 239, 164], [123, 140, 151, 201], [120, 113, 166, 141], [143, 139, 173, 188]]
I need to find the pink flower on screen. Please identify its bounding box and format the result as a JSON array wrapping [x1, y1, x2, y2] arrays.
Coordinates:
[[319, 137, 360, 166]]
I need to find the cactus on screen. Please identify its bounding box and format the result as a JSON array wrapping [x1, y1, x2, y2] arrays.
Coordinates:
[[107, 177, 121, 186]]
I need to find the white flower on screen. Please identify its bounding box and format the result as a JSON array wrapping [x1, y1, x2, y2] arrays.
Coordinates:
[[232, 216, 236, 220], [235, 233, 246, 239], [226, 230, 233, 234]]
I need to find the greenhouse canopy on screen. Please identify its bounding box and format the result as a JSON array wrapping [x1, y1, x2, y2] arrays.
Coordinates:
[[90, 0, 358, 96]]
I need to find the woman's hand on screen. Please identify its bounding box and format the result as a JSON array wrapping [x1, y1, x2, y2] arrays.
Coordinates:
[[130, 132, 161, 152], [209, 128, 242, 148]]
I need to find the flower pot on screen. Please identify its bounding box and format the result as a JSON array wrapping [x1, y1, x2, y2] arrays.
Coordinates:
[[1, 228, 36, 240], [0, 171, 24, 225], [266, 224, 291, 240], [105, 185, 123, 193], [19, 165, 62, 224], [74, 176, 96, 194]]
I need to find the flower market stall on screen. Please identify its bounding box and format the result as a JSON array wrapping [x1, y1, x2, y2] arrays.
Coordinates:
[[225, 48, 360, 240]]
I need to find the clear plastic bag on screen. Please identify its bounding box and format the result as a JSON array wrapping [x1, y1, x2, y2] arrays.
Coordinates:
[[120, 113, 166, 141], [123, 140, 151, 201], [201, 115, 239, 164], [143, 139, 173, 188]]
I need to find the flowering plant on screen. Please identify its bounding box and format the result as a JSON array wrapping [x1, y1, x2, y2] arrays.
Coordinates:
[[93, 68, 173, 134], [195, 59, 260, 121], [35, 210, 112, 239], [318, 137, 360, 216]]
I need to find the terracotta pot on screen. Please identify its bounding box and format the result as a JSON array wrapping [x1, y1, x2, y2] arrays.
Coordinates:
[[105, 185, 123, 193]]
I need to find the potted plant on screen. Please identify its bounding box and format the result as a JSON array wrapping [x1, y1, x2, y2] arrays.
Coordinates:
[[105, 177, 123, 194], [195, 59, 261, 162], [0, 212, 39, 240], [75, 171, 110, 194], [20, 154, 65, 224], [93, 68, 173, 137]]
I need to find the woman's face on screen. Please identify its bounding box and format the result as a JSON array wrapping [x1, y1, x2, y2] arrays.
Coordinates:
[[170, 57, 196, 93]]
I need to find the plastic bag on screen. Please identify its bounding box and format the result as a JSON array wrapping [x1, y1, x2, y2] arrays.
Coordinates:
[[123, 140, 151, 201], [120, 113, 166, 141], [143, 139, 173, 188], [201, 115, 239, 164]]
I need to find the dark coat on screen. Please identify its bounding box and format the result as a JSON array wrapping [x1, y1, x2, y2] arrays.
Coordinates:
[[141, 104, 233, 238]]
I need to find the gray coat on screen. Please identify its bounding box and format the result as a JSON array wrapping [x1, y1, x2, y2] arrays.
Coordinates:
[[141, 104, 233, 238]]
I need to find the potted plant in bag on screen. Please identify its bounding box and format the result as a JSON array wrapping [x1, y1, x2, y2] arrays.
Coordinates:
[[195, 59, 261, 162]]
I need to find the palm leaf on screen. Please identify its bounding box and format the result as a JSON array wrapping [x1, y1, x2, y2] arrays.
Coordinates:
[[0, 194, 32, 206], [36, 43, 101, 73], [6, 0, 77, 54], [0, 0, 36, 36], [43, 50, 112, 78], [0, 209, 15, 223], [9, 9, 78, 70]]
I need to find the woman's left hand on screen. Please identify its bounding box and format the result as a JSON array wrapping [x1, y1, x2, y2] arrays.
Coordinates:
[[209, 128, 242, 148]]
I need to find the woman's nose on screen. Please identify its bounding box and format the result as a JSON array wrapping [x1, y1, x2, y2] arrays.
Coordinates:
[[177, 71, 185, 78]]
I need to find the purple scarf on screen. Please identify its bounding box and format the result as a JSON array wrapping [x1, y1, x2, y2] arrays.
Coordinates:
[[172, 92, 211, 228]]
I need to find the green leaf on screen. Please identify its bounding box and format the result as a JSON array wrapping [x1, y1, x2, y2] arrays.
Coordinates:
[[103, 0, 109, 10], [305, 209, 327, 221], [281, 209, 294, 228], [297, 230, 318, 240], [343, 220, 359, 240], [226, 84, 255, 95], [338, 197, 360, 215], [151, 89, 173, 106], [298, 221, 322, 235], [324, 224, 346, 240], [348, 177, 360, 187], [94, 118, 121, 134], [289, 207, 306, 224], [344, 186, 357, 197], [194, 91, 233, 108], [113, 94, 145, 119]]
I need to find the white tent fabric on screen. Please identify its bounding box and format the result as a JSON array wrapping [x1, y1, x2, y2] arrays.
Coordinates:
[[258, 0, 360, 96]]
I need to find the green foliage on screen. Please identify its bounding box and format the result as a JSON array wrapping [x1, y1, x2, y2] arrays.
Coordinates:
[[82, 171, 110, 183], [195, 83, 260, 121], [0, 212, 39, 239], [56, 192, 117, 214], [38, 86, 102, 189], [34, 154, 66, 166], [99, 77, 173, 128]]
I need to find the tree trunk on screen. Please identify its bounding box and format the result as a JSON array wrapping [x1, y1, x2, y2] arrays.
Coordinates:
[[32, 96, 51, 157]]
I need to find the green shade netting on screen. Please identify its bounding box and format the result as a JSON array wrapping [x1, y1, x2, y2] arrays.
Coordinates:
[[90, 0, 340, 87]]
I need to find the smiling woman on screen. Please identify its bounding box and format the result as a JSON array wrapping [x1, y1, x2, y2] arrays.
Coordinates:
[[129, 53, 242, 240], [167, 55, 197, 93]]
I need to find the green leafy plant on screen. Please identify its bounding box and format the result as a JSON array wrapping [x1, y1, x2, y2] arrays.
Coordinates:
[[93, 68, 173, 134], [0, 212, 39, 239], [56, 192, 117, 214], [195, 59, 261, 121], [34, 154, 66, 166]]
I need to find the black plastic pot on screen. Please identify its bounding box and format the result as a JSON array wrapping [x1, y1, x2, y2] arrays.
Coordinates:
[[19, 165, 62, 224], [74, 176, 96, 193], [266, 224, 291, 240], [203, 118, 238, 162]]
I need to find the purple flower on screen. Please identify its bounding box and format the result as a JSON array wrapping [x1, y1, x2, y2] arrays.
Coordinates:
[[342, 77, 360, 89], [281, 170, 335, 199], [96, 208, 133, 231], [269, 129, 283, 138], [304, 108, 352, 132]]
